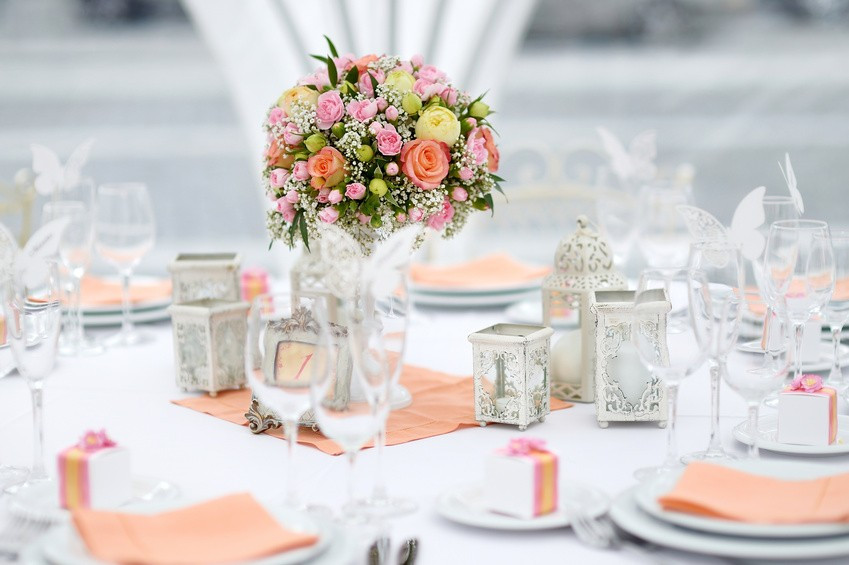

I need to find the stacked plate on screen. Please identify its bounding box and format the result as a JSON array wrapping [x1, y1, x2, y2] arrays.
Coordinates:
[[78, 276, 172, 327], [410, 280, 542, 308], [736, 339, 849, 372], [611, 460, 849, 560]]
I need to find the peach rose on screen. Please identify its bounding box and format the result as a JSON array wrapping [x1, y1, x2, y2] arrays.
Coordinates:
[[477, 127, 499, 172], [400, 139, 450, 190], [265, 138, 292, 169], [354, 54, 379, 72], [306, 146, 346, 188]]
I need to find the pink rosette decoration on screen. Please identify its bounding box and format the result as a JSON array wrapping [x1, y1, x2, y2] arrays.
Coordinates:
[[502, 437, 547, 456], [77, 430, 117, 452], [790, 374, 824, 393]]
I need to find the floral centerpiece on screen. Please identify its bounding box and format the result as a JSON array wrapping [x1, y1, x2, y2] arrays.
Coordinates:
[[262, 37, 502, 252]]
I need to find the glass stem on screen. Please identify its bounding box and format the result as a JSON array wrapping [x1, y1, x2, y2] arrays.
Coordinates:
[[830, 325, 843, 388], [29, 382, 46, 481], [747, 403, 760, 458], [663, 382, 680, 469], [706, 360, 723, 454], [372, 412, 388, 502], [346, 450, 358, 513], [793, 322, 804, 380], [283, 419, 299, 508], [120, 269, 134, 337], [71, 274, 84, 347]]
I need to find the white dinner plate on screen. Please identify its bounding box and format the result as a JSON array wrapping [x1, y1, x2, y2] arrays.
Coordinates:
[[612, 486, 849, 561], [411, 288, 538, 308], [736, 340, 849, 372], [504, 300, 579, 328], [81, 307, 170, 327], [410, 278, 543, 296], [40, 505, 334, 565], [8, 476, 180, 524], [435, 481, 607, 531], [634, 459, 849, 538], [76, 276, 171, 314], [733, 414, 849, 456]]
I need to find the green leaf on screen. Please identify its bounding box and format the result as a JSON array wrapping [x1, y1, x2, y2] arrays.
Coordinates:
[[384, 190, 399, 207], [267, 239, 274, 251], [489, 173, 506, 183], [345, 65, 359, 85], [484, 193, 494, 216], [310, 54, 329, 64], [327, 57, 338, 87], [303, 84, 319, 91], [299, 213, 310, 251], [493, 183, 508, 201], [287, 212, 299, 246], [323, 35, 339, 58], [369, 72, 379, 93], [370, 215, 383, 228]]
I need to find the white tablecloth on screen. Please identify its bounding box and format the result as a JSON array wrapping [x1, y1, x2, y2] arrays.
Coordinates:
[[3, 308, 849, 564]]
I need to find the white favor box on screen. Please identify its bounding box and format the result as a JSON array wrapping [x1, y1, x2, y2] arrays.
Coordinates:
[[483, 452, 558, 520], [58, 447, 132, 510], [777, 390, 837, 446]]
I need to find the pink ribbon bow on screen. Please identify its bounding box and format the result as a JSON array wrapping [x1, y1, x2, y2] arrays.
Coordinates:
[[77, 429, 117, 452], [504, 437, 547, 456], [789, 374, 824, 393]]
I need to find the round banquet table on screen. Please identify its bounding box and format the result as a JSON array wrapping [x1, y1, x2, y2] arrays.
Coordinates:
[[2, 306, 849, 564]]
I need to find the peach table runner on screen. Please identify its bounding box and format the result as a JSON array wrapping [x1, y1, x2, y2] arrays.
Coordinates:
[[173, 364, 572, 456], [410, 253, 550, 288], [72, 493, 318, 564], [659, 462, 849, 524], [79, 276, 172, 307]]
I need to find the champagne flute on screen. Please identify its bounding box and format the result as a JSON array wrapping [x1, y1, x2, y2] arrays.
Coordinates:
[[636, 181, 693, 269], [41, 179, 103, 356], [764, 220, 834, 381], [94, 183, 155, 347], [684, 241, 744, 462], [2, 261, 62, 492], [632, 268, 711, 481], [823, 230, 849, 394]]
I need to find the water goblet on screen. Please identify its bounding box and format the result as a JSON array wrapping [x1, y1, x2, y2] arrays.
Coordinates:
[[632, 268, 711, 481], [2, 261, 62, 492], [822, 230, 849, 395], [94, 183, 156, 347], [683, 241, 744, 462], [636, 181, 693, 269]]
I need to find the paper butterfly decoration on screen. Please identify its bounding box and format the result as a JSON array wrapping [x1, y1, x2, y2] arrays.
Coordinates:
[[596, 127, 657, 184], [315, 224, 422, 301], [676, 186, 766, 261], [30, 139, 95, 196], [0, 218, 69, 288], [778, 152, 804, 215]]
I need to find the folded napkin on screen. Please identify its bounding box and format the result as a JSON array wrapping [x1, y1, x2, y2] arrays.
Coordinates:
[[79, 276, 172, 307], [72, 493, 318, 565], [409, 253, 550, 288], [746, 279, 849, 317], [658, 462, 849, 524]]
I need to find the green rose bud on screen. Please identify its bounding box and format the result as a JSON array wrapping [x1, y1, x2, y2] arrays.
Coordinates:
[[304, 133, 327, 153], [401, 92, 422, 115], [370, 215, 383, 228], [369, 178, 388, 197], [469, 101, 490, 119], [356, 145, 374, 162], [331, 122, 346, 139], [460, 117, 475, 135]]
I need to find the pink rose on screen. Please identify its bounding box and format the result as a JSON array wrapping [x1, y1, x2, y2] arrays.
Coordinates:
[[376, 127, 402, 156], [396, 212, 407, 223], [328, 189, 343, 204], [268, 107, 284, 126], [369, 122, 383, 135], [306, 146, 347, 188], [408, 207, 424, 222], [358, 69, 385, 97], [414, 79, 446, 101], [476, 127, 500, 172], [417, 64, 446, 82], [451, 186, 468, 202], [318, 207, 339, 224], [411, 54, 424, 68], [317, 188, 330, 203], [400, 139, 451, 190], [385, 106, 399, 121], [357, 212, 371, 224], [333, 54, 354, 72], [315, 91, 344, 130], [285, 189, 300, 203], [465, 117, 477, 129], [459, 166, 474, 181], [345, 182, 367, 200], [269, 168, 289, 188], [292, 161, 310, 181], [385, 162, 399, 176], [467, 130, 488, 166], [299, 68, 330, 89], [283, 122, 303, 146], [347, 99, 379, 122], [275, 198, 296, 222], [427, 197, 455, 230], [397, 61, 414, 74], [441, 87, 458, 106], [376, 97, 388, 111]]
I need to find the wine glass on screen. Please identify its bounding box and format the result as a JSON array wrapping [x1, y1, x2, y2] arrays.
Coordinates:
[[41, 179, 103, 356], [596, 188, 638, 271], [245, 292, 323, 510], [93, 183, 155, 346], [764, 220, 834, 382], [311, 300, 381, 521], [1, 261, 62, 492], [822, 230, 849, 394], [683, 241, 744, 462], [632, 268, 711, 481], [636, 181, 694, 269], [345, 275, 416, 517]]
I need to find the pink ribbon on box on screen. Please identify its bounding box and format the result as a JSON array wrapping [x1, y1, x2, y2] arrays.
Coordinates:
[[497, 437, 557, 516], [503, 437, 547, 456], [60, 430, 118, 509], [784, 374, 838, 444]]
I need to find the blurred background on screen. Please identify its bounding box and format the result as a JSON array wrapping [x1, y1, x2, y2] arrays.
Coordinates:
[[2, 0, 849, 274]]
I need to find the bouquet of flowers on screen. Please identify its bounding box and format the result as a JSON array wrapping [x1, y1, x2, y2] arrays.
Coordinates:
[[263, 37, 502, 252]]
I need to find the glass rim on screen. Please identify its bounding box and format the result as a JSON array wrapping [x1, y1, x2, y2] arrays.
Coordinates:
[[769, 219, 829, 231], [761, 195, 795, 204], [689, 239, 742, 251]]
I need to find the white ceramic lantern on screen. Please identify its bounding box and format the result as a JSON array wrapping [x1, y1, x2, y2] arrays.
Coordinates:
[[468, 323, 554, 431], [590, 289, 669, 428], [543, 216, 626, 402], [169, 253, 241, 303], [168, 298, 249, 396]]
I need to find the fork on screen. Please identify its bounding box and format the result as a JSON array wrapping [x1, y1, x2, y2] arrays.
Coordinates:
[[569, 504, 667, 564], [0, 514, 52, 562]]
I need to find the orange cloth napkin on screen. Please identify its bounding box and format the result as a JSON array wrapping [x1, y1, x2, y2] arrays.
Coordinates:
[[79, 276, 172, 307], [745, 278, 849, 317], [658, 462, 849, 524], [71, 493, 318, 564], [173, 364, 572, 455], [409, 253, 550, 288]]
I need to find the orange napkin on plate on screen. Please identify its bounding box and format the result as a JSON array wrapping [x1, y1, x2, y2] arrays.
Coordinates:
[[745, 278, 849, 317], [79, 276, 172, 307], [410, 253, 550, 288], [71, 493, 318, 564], [658, 462, 849, 524]]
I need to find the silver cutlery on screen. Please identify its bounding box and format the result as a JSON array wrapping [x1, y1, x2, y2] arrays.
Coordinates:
[[570, 504, 666, 564], [398, 538, 418, 565], [0, 514, 52, 562]]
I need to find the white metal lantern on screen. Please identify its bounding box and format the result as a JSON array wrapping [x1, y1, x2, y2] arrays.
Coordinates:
[[168, 298, 250, 396], [169, 253, 241, 303], [590, 289, 669, 428], [543, 216, 626, 402], [468, 323, 554, 431]]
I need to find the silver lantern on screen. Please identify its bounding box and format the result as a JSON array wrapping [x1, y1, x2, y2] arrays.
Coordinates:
[[169, 253, 241, 303]]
